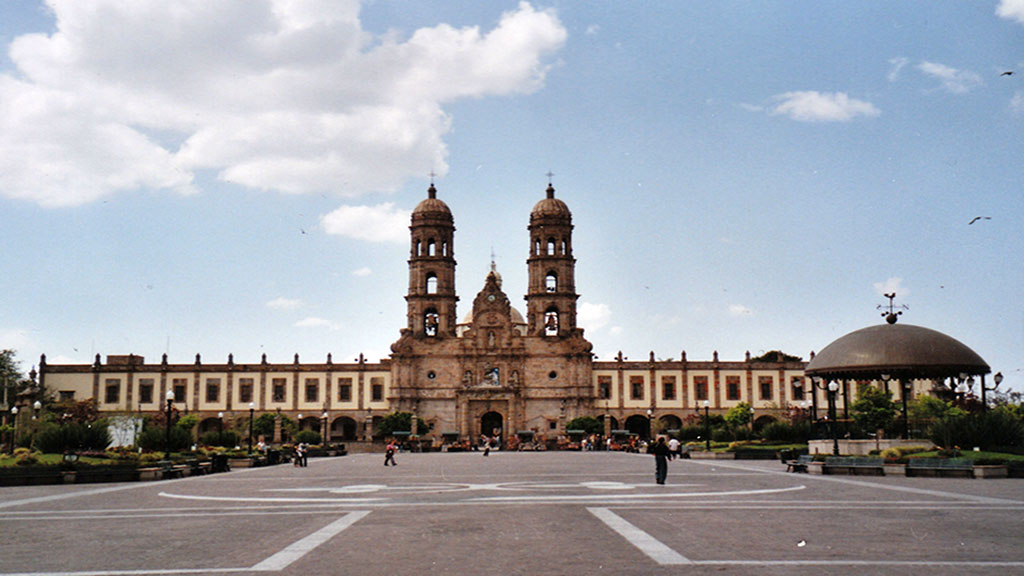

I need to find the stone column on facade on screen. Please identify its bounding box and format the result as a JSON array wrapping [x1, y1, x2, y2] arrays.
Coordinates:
[[273, 411, 281, 444]]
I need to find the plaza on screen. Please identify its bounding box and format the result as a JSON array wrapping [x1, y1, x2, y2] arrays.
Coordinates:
[[1, 452, 1022, 576]]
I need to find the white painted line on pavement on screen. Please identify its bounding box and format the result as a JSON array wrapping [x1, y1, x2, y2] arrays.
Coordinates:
[[588, 507, 691, 565], [250, 510, 371, 571]]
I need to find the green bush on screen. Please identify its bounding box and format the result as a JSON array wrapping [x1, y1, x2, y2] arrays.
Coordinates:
[[760, 420, 810, 443], [929, 408, 1024, 451], [199, 430, 241, 448], [32, 422, 111, 453], [565, 416, 603, 435], [294, 430, 322, 445], [137, 425, 192, 453], [711, 427, 734, 443], [675, 425, 705, 441]]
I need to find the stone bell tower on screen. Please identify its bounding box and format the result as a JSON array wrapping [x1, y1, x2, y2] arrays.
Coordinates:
[[526, 182, 578, 337], [405, 183, 458, 339]]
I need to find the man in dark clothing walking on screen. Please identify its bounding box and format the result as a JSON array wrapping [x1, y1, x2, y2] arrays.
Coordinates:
[[653, 436, 670, 484]]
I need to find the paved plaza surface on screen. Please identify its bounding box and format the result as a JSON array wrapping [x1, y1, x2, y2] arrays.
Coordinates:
[[1, 452, 1023, 576]]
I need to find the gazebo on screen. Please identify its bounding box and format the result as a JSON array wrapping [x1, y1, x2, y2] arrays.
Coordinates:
[[804, 310, 992, 453]]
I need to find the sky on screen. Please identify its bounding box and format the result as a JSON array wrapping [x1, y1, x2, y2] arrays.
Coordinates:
[[1, 1, 1022, 393]]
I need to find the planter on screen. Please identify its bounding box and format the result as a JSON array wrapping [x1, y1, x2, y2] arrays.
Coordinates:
[[973, 465, 1008, 479], [228, 457, 254, 468], [806, 461, 824, 475], [690, 452, 736, 460], [883, 463, 906, 476]]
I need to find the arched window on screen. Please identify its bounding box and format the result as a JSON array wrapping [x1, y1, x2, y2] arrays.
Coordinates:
[[545, 272, 558, 292], [428, 240, 437, 256], [544, 308, 559, 336], [426, 273, 438, 294], [442, 241, 448, 256], [547, 238, 556, 255], [424, 309, 439, 337], [534, 239, 541, 256], [416, 240, 422, 257], [561, 239, 568, 254]]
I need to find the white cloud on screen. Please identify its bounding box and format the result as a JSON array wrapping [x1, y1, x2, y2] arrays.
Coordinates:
[[352, 267, 372, 277], [0, 1, 567, 207], [917, 61, 983, 94], [294, 317, 341, 330], [873, 277, 909, 298], [888, 57, 910, 82], [266, 297, 303, 310], [320, 202, 410, 244], [577, 301, 611, 332], [1011, 91, 1024, 116], [585, 24, 601, 35], [770, 91, 880, 122], [997, 0, 1024, 24], [728, 304, 753, 317], [0, 328, 32, 351]]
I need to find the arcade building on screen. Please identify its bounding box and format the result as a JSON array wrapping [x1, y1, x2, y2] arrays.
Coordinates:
[[39, 183, 861, 447]]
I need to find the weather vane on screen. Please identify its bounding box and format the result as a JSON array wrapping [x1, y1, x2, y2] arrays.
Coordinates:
[[877, 292, 909, 324]]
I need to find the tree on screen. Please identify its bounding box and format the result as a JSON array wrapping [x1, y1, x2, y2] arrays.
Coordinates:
[[565, 416, 603, 435], [376, 412, 427, 437], [850, 386, 899, 434], [724, 402, 753, 429], [0, 349, 28, 408]]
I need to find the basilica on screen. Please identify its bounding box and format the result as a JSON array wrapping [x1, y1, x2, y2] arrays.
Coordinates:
[[39, 183, 816, 446]]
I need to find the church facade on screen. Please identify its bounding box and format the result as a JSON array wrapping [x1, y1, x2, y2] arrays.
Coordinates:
[[39, 184, 826, 445]]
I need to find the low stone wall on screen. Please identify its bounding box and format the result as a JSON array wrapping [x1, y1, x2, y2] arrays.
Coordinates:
[[809, 439, 933, 456]]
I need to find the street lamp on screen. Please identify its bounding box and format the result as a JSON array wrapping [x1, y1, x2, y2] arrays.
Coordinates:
[[248, 402, 255, 454], [9, 406, 18, 452], [702, 400, 710, 452], [321, 411, 329, 445], [164, 389, 174, 461], [32, 400, 41, 420], [826, 380, 840, 456], [646, 408, 653, 441], [217, 412, 223, 434]]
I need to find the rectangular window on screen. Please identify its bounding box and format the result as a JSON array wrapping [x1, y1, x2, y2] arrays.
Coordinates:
[[791, 377, 804, 400], [239, 378, 254, 403], [59, 390, 75, 402], [172, 378, 187, 403], [726, 375, 741, 401], [630, 376, 644, 400], [206, 378, 220, 403], [371, 377, 384, 402], [272, 378, 287, 402], [138, 379, 154, 404], [338, 378, 352, 402], [305, 378, 319, 403], [662, 376, 676, 401], [104, 379, 120, 404], [598, 376, 612, 400], [694, 376, 708, 401], [759, 376, 773, 401]]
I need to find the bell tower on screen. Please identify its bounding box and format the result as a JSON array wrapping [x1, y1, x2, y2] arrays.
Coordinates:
[[526, 182, 578, 337], [406, 183, 458, 338]]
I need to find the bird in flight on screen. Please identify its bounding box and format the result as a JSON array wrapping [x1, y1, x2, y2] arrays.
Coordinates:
[[1000, 71, 1014, 76], [968, 216, 991, 225]]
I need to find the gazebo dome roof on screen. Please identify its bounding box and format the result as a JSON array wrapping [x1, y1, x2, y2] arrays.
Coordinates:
[[805, 322, 990, 380]]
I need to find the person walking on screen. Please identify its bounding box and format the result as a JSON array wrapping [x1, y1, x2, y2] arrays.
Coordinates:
[[384, 440, 397, 466], [667, 437, 680, 460], [653, 436, 670, 484]]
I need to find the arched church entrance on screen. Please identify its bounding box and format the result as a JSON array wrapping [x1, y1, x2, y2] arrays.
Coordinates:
[[481, 411, 503, 446]]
